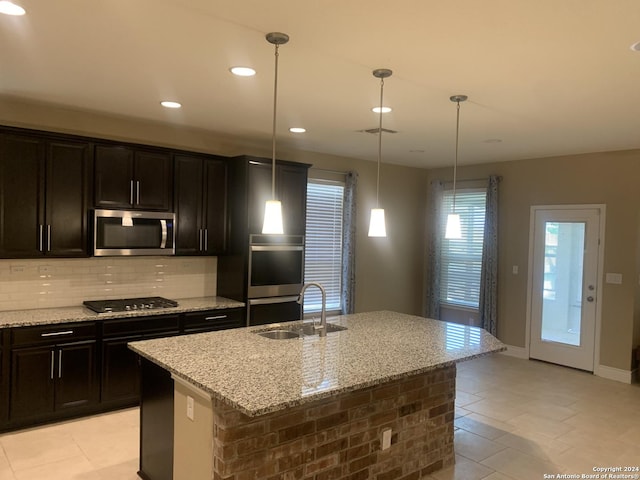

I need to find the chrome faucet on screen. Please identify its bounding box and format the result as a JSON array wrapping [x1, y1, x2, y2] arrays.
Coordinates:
[[297, 282, 327, 337]]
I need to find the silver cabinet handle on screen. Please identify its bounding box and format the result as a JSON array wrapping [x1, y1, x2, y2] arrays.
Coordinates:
[[204, 229, 208, 252], [50, 351, 55, 380], [204, 315, 227, 321], [58, 350, 62, 378], [39, 225, 44, 252], [47, 225, 51, 252], [130, 180, 134, 205], [41, 330, 74, 337], [136, 180, 140, 205], [199, 229, 203, 252]]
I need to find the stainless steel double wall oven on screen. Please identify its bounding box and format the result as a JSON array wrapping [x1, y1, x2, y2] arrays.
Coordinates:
[[246, 234, 304, 326]]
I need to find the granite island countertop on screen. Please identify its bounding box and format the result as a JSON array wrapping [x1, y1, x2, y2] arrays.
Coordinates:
[[0, 296, 245, 328], [129, 310, 505, 417]]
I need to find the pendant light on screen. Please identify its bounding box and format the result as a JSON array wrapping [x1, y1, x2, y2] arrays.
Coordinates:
[[445, 94, 468, 239], [368, 68, 392, 237], [262, 32, 289, 235]]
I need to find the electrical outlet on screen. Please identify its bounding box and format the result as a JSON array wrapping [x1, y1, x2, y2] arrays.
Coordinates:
[[186, 395, 194, 421], [381, 428, 392, 450]]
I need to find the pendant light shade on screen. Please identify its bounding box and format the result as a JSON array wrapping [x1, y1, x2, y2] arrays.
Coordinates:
[[262, 32, 289, 235], [262, 200, 284, 234], [445, 213, 461, 239], [368, 208, 386, 237], [368, 68, 392, 238], [445, 95, 467, 240]]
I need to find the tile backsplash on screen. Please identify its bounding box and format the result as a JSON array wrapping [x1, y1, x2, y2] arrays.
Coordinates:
[[0, 256, 217, 311]]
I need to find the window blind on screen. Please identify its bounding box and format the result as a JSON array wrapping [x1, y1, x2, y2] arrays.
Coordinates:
[[304, 180, 344, 313], [439, 189, 487, 309]]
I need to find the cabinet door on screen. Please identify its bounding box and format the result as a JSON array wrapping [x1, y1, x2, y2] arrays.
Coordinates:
[[0, 133, 45, 258], [247, 162, 273, 235], [174, 155, 204, 255], [55, 341, 98, 411], [278, 164, 308, 236], [101, 337, 141, 404], [9, 346, 54, 421], [203, 158, 227, 254], [45, 140, 92, 257], [94, 145, 134, 208], [134, 150, 172, 211]]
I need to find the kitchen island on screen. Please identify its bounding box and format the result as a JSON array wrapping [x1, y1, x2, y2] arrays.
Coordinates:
[[129, 310, 505, 480]]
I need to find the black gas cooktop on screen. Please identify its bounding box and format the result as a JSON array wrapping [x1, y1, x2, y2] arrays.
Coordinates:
[[83, 296, 179, 314]]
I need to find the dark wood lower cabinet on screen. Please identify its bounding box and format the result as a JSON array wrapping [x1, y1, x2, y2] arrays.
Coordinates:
[[138, 358, 174, 480], [0, 307, 244, 432], [101, 337, 142, 405], [9, 341, 98, 423], [9, 346, 55, 420]]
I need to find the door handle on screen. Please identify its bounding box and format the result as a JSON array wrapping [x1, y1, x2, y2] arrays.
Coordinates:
[[204, 229, 208, 251], [50, 350, 55, 380], [130, 180, 134, 205], [47, 225, 51, 252], [199, 229, 203, 251], [136, 180, 140, 205], [58, 350, 63, 378]]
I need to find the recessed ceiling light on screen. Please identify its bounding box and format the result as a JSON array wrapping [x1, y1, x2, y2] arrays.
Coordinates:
[[630, 41, 640, 52], [230, 66, 256, 77], [289, 127, 306, 133], [372, 106, 392, 114], [160, 101, 182, 109], [0, 1, 25, 15]]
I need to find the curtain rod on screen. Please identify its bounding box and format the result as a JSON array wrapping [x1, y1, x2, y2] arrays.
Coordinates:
[[441, 175, 502, 183], [309, 167, 349, 176]]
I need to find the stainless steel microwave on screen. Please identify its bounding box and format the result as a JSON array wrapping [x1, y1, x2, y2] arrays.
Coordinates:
[[93, 209, 175, 256]]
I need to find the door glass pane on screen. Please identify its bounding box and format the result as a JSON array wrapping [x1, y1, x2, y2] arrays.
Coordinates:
[[541, 222, 585, 346]]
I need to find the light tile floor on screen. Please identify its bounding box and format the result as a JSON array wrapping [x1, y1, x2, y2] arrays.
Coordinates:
[[0, 354, 638, 479]]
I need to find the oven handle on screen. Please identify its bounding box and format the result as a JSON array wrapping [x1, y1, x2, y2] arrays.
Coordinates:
[[250, 245, 304, 252], [248, 296, 300, 306]]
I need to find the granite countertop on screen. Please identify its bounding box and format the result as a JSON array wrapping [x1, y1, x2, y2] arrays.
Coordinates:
[[129, 310, 506, 417], [0, 296, 245, 328]]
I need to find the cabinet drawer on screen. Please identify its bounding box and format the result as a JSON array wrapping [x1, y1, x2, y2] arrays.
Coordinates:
[[102, 315, 180, 338], [182, 309, 243, 333], [11, 322, 97, 347]]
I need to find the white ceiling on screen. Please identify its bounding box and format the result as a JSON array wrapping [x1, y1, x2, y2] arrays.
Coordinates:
[[2, 0, 640, 168]]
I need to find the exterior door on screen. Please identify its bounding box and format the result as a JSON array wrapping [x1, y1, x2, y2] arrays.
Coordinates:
[[529, 207, 601, 371]]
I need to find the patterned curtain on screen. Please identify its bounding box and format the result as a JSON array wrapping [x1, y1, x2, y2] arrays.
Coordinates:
[[479, 175, 499, 335], [424, 180, 444, 319], [341, 171, 357, 314]]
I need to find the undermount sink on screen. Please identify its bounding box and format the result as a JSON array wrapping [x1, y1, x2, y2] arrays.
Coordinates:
[[257, 330, 300, 340], [291, 323, 348, 335], [254, 323, 347, 340]]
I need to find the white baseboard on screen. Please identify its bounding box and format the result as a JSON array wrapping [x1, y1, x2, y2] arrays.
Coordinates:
[[499, 345, 528, 359], [499, 347, 636, 384], [595, 364, 634, 384]]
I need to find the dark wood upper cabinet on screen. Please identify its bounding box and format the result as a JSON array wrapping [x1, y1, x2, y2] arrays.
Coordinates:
[[94, 145, 172, 211], [0, 133, 44, 257], [0, 131, 91, 258], [174, 154, 227, 255], [244, 158, 309, 236], [46, 140, 92, 257]]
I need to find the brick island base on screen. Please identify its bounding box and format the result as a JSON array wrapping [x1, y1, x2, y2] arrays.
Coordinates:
[[207, 365, 456, 480]]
